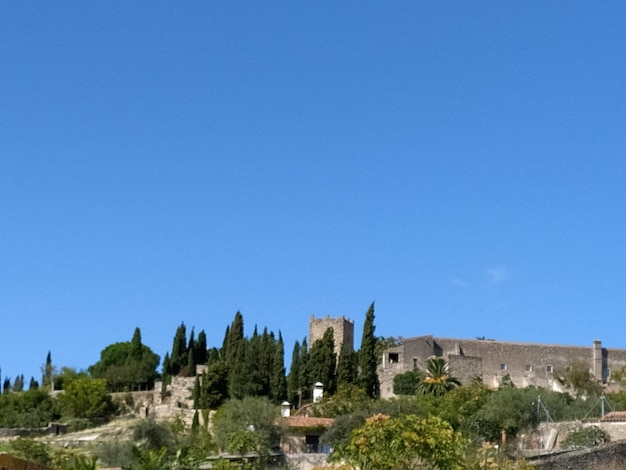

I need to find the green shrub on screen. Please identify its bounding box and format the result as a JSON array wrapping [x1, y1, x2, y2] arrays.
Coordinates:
[[562, 425, 610, 449]]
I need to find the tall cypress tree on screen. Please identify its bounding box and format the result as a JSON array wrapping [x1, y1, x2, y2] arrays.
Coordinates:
[[130, 327, 143, 361], [43, 351, 53, 389], [244, 326, 264, 396], [337, 342, 358, 386], [309, 328, 336, 395], [287, 340, 301, 406], [195, 330, 208, 366], [299, 338, 311, 402], [358, 302, 380, 399], [226, 312, 247, 399], [169, 323, 188, 376], [270, 332, 287, 402]]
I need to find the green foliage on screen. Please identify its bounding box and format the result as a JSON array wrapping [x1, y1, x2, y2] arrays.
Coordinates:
[[52, 450, 99, 470], [392, 370, 422, 396], [358, 302, 380, 399], [562, 361, 603, 398], [473, 386, 538, 441], [435, 381, 492, 433], [197, 361, 229, 410], [43, 350, 54, 389], [212, 396, 280, 453], [309, 327, 337, 395], [417, 357, 461, 397], [57, 377, 117, 420], [312, 384, 371, 418], [225, 312, 247, 399], [89, 330, 161, 392], [0, 387, 58, 427], [269, 332, 287, 402], [3, 437, 52, 466], [339, 413, 465, 470], [562, 425, 610, 449], [97, 439, 134, 468], [169, 322, 189, 377], [54, 367, 89, 391], [133, 418, 175, 451], [336, 342, 357, 386]]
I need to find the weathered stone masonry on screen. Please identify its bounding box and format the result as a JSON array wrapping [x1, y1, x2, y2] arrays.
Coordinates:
[[379, 336, 626, 399]]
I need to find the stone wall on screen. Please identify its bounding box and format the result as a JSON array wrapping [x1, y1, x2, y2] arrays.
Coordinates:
[[379, 335, 626, 398], [531, 440, 626, 470], [309, 315, 354, 356]]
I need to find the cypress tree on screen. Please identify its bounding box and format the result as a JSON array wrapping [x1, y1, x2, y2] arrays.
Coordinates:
[[337, 342, 358, 386], [187, 346, 197, 377], [170, 323, 188, 375], [162, 352, 171, 377], [299, 338, 311, 402], [193, 375, 201, 409], [13, 375, 24, 393], [287, 340, 300, 406], [43, 351, 53, 389], [309, 328, 336, 395], [270, 332, 287, 402], [195, 330, 208, 366], [130, 327, 143, 361], [358, 302, 380, 399], [226, 312, 247, 399], [29, 377, 39, 390]]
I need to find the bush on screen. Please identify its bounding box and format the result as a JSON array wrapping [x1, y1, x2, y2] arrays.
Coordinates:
[[96, 439, 134, 468], [562, 425, 610, 449]]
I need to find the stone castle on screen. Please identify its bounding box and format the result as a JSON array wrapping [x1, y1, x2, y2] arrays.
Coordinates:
[[378, 335, 626, 399], [306, 315, 626, 399], [309, 315, 354, 357]]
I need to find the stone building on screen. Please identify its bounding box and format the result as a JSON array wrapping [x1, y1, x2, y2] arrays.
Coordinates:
[[309, 315, 354, 356], [379, 335, 626, 399]]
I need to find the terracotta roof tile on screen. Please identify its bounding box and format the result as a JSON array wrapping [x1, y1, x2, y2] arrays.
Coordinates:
[[282, 416, 335, 428], [601, 411, 626, 422]]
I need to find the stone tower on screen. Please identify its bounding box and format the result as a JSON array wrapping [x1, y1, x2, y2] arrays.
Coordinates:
[[309, 315, 354, 357]]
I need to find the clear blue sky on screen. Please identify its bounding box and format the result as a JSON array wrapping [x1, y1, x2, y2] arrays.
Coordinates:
[[2, 2, 626, 386]]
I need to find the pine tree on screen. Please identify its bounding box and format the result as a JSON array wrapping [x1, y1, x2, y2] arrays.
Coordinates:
[[358, 302, 380, 399], [3, 377, 10, 394], [270, 332, 287, 402]]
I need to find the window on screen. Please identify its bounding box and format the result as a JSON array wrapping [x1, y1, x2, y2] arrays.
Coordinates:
[[413, 358, 418, 370], [546, 364, 553, 373], [388, 353, 399, 363], [525, 364, 532, 372], [500, 363, 507, 370]]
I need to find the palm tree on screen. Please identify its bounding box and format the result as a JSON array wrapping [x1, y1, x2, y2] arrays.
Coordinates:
[[417, 357, 461, 397]]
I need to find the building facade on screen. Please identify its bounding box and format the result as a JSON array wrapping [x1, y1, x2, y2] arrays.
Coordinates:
[[379, 335, 626, 399]]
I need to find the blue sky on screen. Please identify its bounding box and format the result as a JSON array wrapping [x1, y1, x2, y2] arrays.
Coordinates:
[[2, 2, 626, 385]]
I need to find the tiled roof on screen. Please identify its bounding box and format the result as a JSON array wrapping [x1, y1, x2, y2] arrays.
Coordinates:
[[601, 411, 626, 422], [282, 416, 335, 428]]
